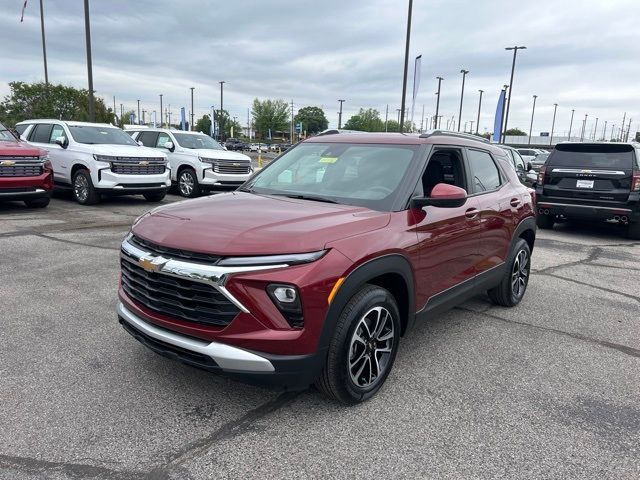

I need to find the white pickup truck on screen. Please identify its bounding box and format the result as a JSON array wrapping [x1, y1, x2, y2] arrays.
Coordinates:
[[16, 120, 170, 205]]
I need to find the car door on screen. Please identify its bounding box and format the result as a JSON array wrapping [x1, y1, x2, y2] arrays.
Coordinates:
[[465, 148, 513, 275], [412, 147, 484, 306], [45, 123, 71, 183]]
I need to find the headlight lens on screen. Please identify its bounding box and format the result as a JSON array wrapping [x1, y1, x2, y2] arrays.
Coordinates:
[[93, 154, 117, 163], [217, 250, 327, 266], [199, 156, 216, 165]]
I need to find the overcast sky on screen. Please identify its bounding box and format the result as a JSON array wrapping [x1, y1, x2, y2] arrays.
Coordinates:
[[1, 0, 638, 137]]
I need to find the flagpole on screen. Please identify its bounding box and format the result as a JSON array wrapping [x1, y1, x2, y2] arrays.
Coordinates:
[[38, 0, 49, 84]]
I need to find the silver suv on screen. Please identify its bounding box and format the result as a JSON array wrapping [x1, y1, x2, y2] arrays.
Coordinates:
[[17, 120, 170, 205]]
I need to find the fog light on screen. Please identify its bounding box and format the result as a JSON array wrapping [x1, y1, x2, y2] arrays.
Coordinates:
[[267, 284, 303, 329], [273, 286, 297, 303]]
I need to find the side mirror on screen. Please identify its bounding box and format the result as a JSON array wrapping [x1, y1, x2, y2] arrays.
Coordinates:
[[163, 141, 175, 152], [526, 162, 532, 171], [411, 183, 468, 209], [54, 136, 68, 149]]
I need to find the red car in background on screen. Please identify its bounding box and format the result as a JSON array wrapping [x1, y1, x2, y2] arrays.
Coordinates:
[[0, 122, 53, 208]]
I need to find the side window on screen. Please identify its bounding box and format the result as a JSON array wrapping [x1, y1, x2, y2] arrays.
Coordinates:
[[467, 149, 502, 194], [49, 125, 66, 144], [29, 124, 53, 144], [512, 150, 526, 171], [419, 149, 467, 197], [15, 124, 29, 136], [138, 132, 158, 148], [156, 133, 171, 148]]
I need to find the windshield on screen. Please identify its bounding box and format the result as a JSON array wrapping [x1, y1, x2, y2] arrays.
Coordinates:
[[0, 123, 17, 141], [549, 144, 635, 170], [68, 125, 138, 145], [173, 133, 224, 150], [243, 142, 419, 211]]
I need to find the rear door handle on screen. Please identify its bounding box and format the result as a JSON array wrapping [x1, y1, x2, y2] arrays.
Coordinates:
[[510, 198, 520, 207], [465, 208, 479, 219]]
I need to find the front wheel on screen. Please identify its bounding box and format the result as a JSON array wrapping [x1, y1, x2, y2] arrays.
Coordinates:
[[178, 168, 201, 198], [143, 191, 166, 202], [487, 238, 531, 307], [73, 169, 100, 205], [316, 284, 400, 404]]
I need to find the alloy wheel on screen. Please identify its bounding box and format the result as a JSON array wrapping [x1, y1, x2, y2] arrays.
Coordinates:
[[511, 249, 529, 299], [74, 174, 89, 202], [179, 171, 194, 196], [348, 306, 395, 388]]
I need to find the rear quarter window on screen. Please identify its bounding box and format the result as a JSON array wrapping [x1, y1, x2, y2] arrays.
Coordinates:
[[548, 144, 635, 170]]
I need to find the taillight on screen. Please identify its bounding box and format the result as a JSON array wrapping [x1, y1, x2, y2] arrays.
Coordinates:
[[632, 170, 640, 192], [537, 166, 546, 186]]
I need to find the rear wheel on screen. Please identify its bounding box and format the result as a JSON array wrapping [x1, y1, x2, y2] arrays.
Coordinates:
[[72, 169, 100, 205], [143, 191, 166, 202], [536, 213, 554, 229], [488, 238, 531, 307], [628, 222, 640, 240], [316, 284, 400, 404], [24, 197, 50, 208], [178, 168, 201, 198]]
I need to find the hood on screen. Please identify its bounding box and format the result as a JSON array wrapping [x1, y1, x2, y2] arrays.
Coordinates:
[[132, 192, 390, 256], [85, 143, 167, 158], [191, 148, 251, 162], [0, 139, 46, 157]]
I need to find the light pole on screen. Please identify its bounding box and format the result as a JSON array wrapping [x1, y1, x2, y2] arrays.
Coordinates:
[[568, 109, 575, 139], [593, 117, 599, 141], [338, 99, 345, 129], [475, 89, 483, 135], [457, 69, 469, 132], [83, 0, 95, 122], [528, 95, 537, 146], [469, 121, 474, 134], [190, 87, 195, 131], [435, 76, 443, 129], [399, 0, 413, 132], [219, 81, 226, 141], [602, 120, 607, 141], [550, 103, 558, 146], [580, 114, 588, 141], [137, 99, 140, 125], [39, 0, 49, 85], [502, 46, 527, 141], [500, 85, 508, 142], [159, 94, 163, 128]]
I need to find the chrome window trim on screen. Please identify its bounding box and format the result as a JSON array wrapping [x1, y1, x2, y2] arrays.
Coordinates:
[[551, 168, 626, 175], [120, 234, 289, 314]]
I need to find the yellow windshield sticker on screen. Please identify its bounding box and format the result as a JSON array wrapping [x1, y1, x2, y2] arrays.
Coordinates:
[[319, 157, 338, 164]]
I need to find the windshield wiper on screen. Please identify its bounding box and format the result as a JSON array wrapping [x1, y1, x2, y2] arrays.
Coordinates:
[[272, 193, 338, 204]]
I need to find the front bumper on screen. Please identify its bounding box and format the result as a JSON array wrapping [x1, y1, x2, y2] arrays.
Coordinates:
[[95, 168, 171, 192], [0, 172, 53, 201], [118, 302, 323, 387], [201, 168, 251, 189], [0, 187, 50, 201]]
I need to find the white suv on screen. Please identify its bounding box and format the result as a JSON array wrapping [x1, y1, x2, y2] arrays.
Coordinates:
[[17, 120, 170, 205], [128, 129, 253, 197]]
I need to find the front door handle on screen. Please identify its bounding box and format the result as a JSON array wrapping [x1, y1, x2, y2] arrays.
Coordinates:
[[465, 208, 479, 219], [510, 198, 521, 207]]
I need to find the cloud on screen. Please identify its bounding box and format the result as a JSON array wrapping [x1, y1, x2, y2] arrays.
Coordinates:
[[1, 0, 638, 136]]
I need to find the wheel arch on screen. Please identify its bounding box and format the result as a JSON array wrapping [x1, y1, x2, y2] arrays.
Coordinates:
[[318, 254, 416, 352], [513, 216, 536, 253]]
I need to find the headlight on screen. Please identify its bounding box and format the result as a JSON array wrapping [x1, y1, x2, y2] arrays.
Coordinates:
[[93, 154, 118, 162], [39, 154, 50, 162], [199, 156, 216, 165], [217, 250, 326, 267]]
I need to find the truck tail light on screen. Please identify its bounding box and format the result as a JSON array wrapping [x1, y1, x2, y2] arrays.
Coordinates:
[[632, 170, 640, 192], [537, 166, 546, 186]]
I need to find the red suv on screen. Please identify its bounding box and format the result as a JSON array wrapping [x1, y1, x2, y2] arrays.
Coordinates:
[[0, 122, 53, 208], [117, 131, 536, 403]]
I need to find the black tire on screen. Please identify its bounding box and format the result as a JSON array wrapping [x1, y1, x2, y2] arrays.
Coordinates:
[[143, 191, 166, 202], [24, 197, 50, 208], [536, 213, 554, 229], [177, 167, 201, 198], [315, 284, 401, 404], [72, 169, 100, 205], [628, 222, 640, 240], [487, 238, 531, 307]]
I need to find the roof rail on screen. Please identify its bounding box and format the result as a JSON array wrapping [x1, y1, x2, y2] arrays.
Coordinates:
[[419, 129, 489, 143], [316, 128, 367, 136]]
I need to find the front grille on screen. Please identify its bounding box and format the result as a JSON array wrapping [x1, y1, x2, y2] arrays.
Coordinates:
[[0, 160, 42, 177], [130, 235, 222, 264], [111, 163, 165, 175], [120, 258, 239, 327], [213, 158, 251, 175]]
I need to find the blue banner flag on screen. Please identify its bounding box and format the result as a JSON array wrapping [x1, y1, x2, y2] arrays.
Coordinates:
[[180, 107, 186, 131], [493, 90, 506, 143]]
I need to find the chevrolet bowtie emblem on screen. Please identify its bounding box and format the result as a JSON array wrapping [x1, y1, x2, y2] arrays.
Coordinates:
[[138, 257, 167, 273], [139, 160, 150, 166], [0, 160, 16, 166]]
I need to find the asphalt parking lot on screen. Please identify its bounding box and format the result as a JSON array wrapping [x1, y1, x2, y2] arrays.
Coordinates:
[[1, 193, 639, 479]]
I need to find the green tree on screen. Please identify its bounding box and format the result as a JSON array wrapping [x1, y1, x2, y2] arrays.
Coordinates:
[[294, 106, 328, 135], [195, 114, 212, 135], [505, 128, 527, 136], [252, 98, 289, 139], [385, 119, 400, 132], [0, 81, 113, 127], [343, 108, 384, 132]]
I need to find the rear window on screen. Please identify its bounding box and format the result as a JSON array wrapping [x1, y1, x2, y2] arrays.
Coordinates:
[[549, 144, 635, 170]]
